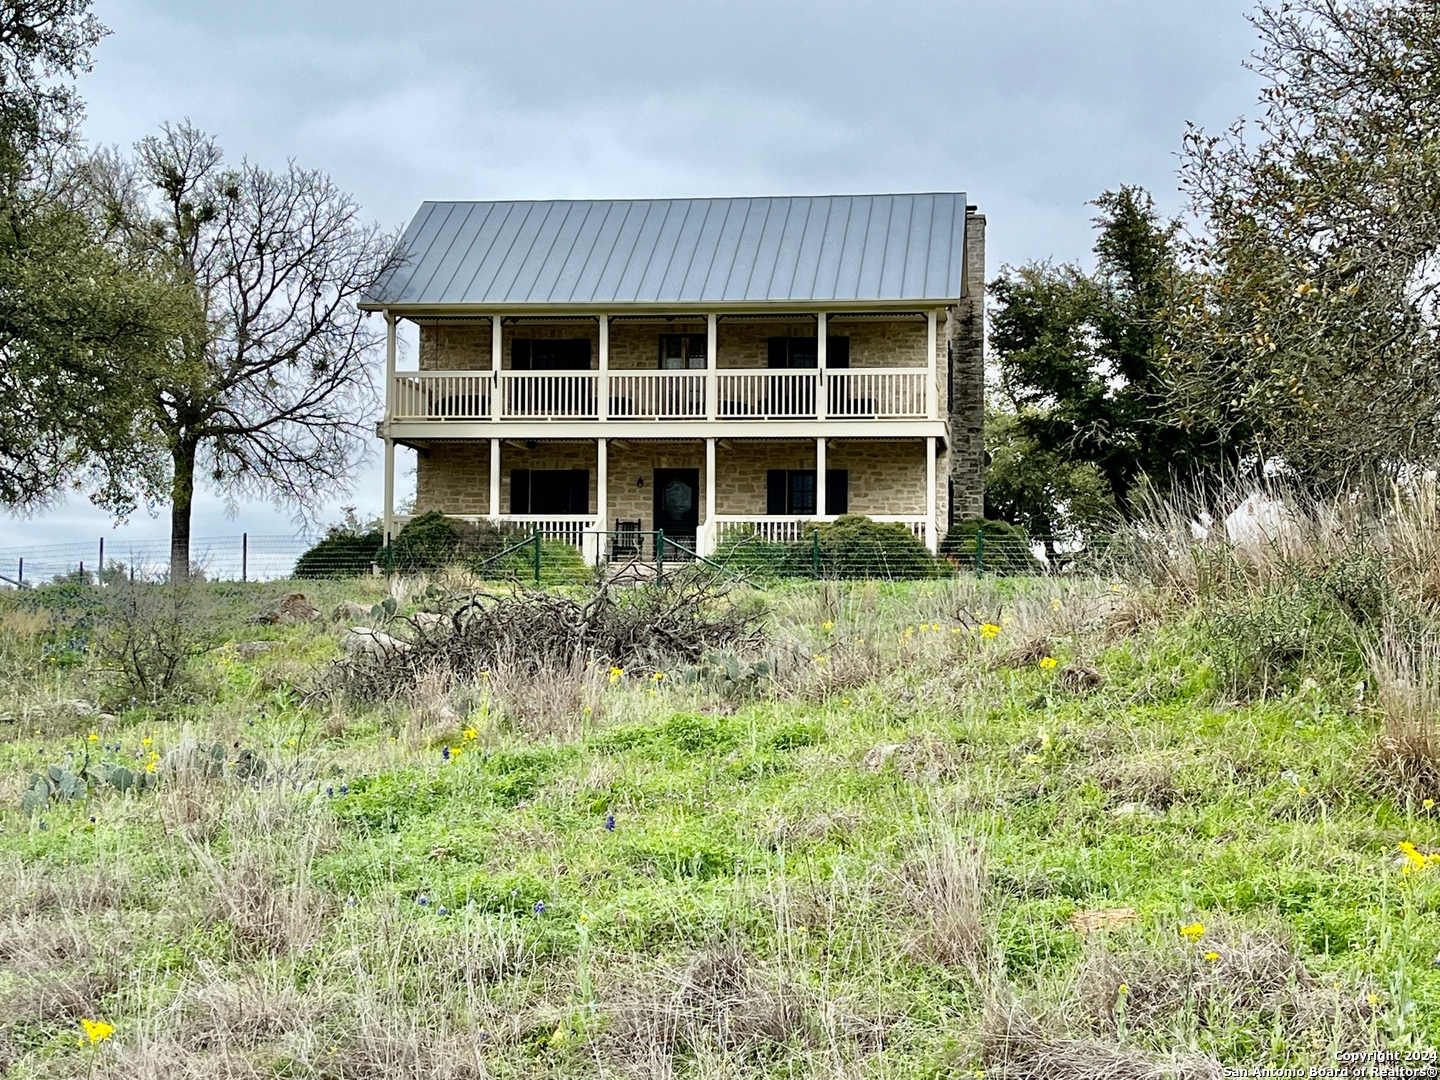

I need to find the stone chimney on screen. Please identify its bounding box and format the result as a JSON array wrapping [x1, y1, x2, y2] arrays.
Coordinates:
[[945, 204, 986, 524]]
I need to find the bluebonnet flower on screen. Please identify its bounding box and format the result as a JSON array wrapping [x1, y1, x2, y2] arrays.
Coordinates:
[[339, 784, 348, 794], [442, 747, 451, 761], [418, 895, 429, 906], [533, 900, 546, 915], [605, 812, 616, 832], [326, 786, 334, 798], [437, 905, 448, 915]]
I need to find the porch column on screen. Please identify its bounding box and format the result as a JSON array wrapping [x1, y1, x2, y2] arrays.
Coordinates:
[[927, 309, 939, 420], [382, 310, 397, 548], [491, 315, 503, 421], [706, 314, 718, 421], [925, 436, 939, 554], [489, 438, 501, 518], [815, 437, 827, 518], [592, 437, 608, 566], [382, 437, 395, 548], [703, 437, 717, 556], [816, 312, 827, 421], [598, 315, 609, 421]]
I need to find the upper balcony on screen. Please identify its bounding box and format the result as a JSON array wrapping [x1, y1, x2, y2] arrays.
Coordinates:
[[385, 312, 946, 433]]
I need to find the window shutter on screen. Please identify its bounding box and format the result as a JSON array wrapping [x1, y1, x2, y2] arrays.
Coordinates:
[[511, 339, 532, 370], [766, 470, 787, 514], [826, 336, 850, 368], [826, 470, 849, 515], [510, 469, 531, 514]]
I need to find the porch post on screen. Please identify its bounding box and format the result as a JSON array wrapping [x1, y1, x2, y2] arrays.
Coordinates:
[[491, 315, 503, 421], [593, 437, 608, 565], [489, 438, 501, 518], [927, 309, 939, 420], [815, 437, 827, 518], [706, 313, 718, 421], [816, 312, 827, 421], [598, 315, 609, 421], [703, 436, 717, 556], [925, 436, 939, 553], [382, 437, 395, 548], [384, 310, 397, 397]]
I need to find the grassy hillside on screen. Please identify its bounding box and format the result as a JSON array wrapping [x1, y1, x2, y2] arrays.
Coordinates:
[[1, 530, 1438, 1077]]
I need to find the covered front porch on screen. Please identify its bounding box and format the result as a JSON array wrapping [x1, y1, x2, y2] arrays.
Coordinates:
[[392, 436, 945, 562]]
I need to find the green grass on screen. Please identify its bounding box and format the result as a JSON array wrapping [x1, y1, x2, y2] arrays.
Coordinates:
[[0, 574, 1434, 1076]]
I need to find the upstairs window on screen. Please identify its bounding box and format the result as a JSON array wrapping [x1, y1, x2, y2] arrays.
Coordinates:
[[767, 336, 850, 368], [511, 338, 591, 370], [658, 334, 708, 369]]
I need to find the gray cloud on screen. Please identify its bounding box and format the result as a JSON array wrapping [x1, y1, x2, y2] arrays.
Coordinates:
[[2, 0, 1261, 551]]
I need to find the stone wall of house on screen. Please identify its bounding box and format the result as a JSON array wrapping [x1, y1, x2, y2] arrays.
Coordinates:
[[417, 322, 492, 371], [609, 320, 706, 371], [946, 208, 986, 522], [415, 440, 491, 514]]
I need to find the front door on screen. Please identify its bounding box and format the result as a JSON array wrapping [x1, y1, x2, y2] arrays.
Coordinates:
[[653, 468, 700, 555]]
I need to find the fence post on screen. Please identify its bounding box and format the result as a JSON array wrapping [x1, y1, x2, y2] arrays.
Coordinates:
[[656, 529, 665, 582], [241, 533, 248, 583], [976, 526, 985, 577], [811, 529, 821, 579], [532, 528, 542, 586], [98, 538, 104, 581], [16, 558, 21, 586]]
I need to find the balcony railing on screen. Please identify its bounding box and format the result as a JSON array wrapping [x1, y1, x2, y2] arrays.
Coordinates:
[[390, 368, 933, 422], [712, 515, 929, 547]]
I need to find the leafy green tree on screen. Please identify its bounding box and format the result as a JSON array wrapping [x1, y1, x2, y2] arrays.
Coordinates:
[[991, 187, 1227, 517], [0, 1, 176, 510], [1170, 0, 1440, 479]]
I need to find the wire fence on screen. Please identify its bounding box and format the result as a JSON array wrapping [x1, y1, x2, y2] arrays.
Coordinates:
[[0, 526, 1115, 590]]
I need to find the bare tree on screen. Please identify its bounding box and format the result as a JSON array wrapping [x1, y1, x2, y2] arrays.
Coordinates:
[[90, 123, 398, 579]]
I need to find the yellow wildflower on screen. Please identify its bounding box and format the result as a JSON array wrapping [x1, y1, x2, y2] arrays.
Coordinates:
[[79, 1018, 114, 1044], [931, 623, 941, 632], [978, 623, 1001, 639], [812, 653, 829, 664], [608, 666, 623, 684], [1117, 983, 1128, 994], [448, 747, 463, 760], [87, 732, 99, 742], [1425, 799, 1435, 809], [1039, 656, 1058, 670], [462, 728, 478, 740], [650, 671, 665, 681], [141, 737, 152, 747], [1204, 951, 1220, 962], [1367, 993, 1379, 1006], [1050, 598, 1062, 612], [1179, 923, 1205, 941], [822, 620, 834, 631], [1399, 841, 1429, 873]]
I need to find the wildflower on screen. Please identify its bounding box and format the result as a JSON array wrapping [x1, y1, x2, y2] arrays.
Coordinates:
[[1297, 786, 1307, 795], [822, 620, 834, 631], [1039, 656, 1058, 670], [609, 666, 624, 684], [1051, 598, 1062, 612], [1179, 923, 1204, 941], [436, 905, 448, 915], [533, 900, 547, 915], [812, 653, 829, 664], [448, 747, 463, 761], [1367, 993, 1379, 1006], [463, 728, 478, 740], [978, 623, 1001, 639], [651, 671, 665, 681], [931, 622, 941, 632], [605, 812, 616, 832], [141, 736, 152, 747], [87, 732, 99, 742], [79, 1018, 114, 1045], [1117, 983, 1128, 995], [339, 784, 348, 794], [441, 746, 451, 761], [1426, 799, 1435, 809], [418, 895, 429, 905], [1204, 951, 1220, 962], [1399, 841, 1429, 873]]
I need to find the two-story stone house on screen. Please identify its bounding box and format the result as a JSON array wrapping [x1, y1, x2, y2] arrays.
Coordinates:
[[361, 193, 985, 562]]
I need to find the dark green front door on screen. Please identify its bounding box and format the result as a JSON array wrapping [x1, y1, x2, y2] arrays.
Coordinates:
[[654, 468, 700, 554]]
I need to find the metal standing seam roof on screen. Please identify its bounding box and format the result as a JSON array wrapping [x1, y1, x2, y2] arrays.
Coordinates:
[[362, 193, 970, 309]]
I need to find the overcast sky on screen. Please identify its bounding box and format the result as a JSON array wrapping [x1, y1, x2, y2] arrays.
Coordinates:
[[2, 0, 1261, 553]]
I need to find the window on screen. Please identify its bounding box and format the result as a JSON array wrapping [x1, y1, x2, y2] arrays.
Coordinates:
[[509, 469, 589, 514], [766, 336, 850, 368], [511, 338, 591, 370], [658, 334, 707, 369], [766, 469, 848, 515]]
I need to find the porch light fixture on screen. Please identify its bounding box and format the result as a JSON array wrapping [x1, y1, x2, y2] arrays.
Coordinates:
[[636, 477, 644, 487]]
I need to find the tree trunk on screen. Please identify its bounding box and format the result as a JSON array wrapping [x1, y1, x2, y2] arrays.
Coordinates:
[[170, 438, 197, 582]]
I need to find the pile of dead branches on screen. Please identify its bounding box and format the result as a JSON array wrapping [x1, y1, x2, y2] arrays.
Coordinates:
[[336, 571, 767, 702]]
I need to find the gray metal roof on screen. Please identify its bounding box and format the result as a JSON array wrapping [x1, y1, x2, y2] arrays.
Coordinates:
[[364, 193, 970, 308]]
